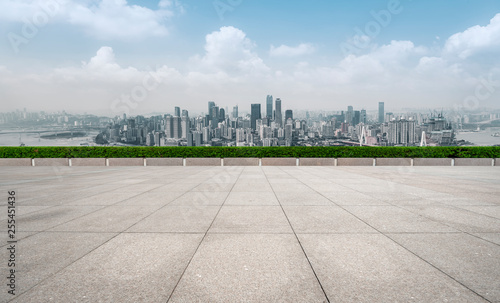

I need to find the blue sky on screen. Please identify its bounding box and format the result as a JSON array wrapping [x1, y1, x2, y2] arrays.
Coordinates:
[[1, 0, 500, 115]]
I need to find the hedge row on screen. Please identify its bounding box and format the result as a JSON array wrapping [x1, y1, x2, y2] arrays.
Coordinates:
[[0, 146, 499, 158]]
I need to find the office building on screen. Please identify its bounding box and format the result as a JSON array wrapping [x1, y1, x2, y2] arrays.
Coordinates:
[[251, 104, 261, 131], [175, 107, 181, 117], [266, 95, 273, 119], [379, 102, 385, 123], [285, 110, 293, 122], [275, 98, 282, 127]]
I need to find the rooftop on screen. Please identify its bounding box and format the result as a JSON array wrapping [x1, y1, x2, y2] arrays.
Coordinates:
[[1, 166, 499, 302]]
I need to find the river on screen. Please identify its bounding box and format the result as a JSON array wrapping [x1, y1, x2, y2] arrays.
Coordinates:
[[455, 127, 500, 146]]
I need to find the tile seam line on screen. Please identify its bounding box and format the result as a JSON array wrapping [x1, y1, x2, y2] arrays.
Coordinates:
[[268, 167, 331, 303], [166, 166, 245, 303], [286, 167, 493, 303]]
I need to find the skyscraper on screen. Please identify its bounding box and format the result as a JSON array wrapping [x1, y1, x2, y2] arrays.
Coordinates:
[[175, 107, 180, 117], [285, 110, 293, 122], [219, 108, 225, 122], [379, 102, 385, 123], [233, 105, 238, 119], [208, 101, 215, 119], [165, 116, 173, 138], [360, 109, 367, 124], [266, 95, 273, 119], [275, 98, 282, 127], [211, 106, 219, 129], [346, 106, 354, 125], [173, 116, 182, 139], [251, 104, 261, 131]]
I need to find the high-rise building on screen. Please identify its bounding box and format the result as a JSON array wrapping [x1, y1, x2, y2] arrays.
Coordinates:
[[360, 109, 367, 124], [233, 105, 238, 119], [275, 98, 282, 127], [174, 107, 181, 117], [181, 116, 190, 139], [211, 106, 219, 129], [182, 110, 189, 117], [266, 95, 273, 119], [346, 106, 354, 125], [285, 110, 293, 122], [173, 116, 182, 139], [379, 102, 385, 123], [354, 111, 360, 126], [165, 116, 173, 138], [251, 104, 261, 131], [208, 101, 216, 119], [219, 108, 225, 122]]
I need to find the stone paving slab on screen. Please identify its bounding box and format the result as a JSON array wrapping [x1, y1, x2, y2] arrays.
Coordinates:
[[389, 233, 500, 302], [12, 233, 204, 303], [168, 234, 328, 302], [298, 234, 488, 302], [1, 166, 498, 302]]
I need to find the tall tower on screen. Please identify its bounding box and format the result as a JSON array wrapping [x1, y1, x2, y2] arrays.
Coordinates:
[[208, 101, 215, 119], [378, 102, 385, 123], [266, 95, 273, 119], [275, 98, 282, 127], [174, 107, 180, 117], [233, 105, 238, 119], [251, 104, 261, 131], [285, 110, 293, 122]]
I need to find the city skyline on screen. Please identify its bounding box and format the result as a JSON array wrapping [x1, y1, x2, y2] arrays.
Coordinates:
[[1, 1, 500, 114]]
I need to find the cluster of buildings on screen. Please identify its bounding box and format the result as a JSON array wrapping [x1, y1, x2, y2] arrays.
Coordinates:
[[100, 98, 456, 147]]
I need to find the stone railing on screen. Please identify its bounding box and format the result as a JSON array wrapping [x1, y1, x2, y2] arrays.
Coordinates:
[[0, 158, 498, 167]]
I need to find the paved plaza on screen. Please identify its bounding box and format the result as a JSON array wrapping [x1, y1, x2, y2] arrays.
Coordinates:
[[0, 166, 499, 302]]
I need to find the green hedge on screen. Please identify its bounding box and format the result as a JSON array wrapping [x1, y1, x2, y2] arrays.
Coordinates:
[[0, 146, 499, 158]]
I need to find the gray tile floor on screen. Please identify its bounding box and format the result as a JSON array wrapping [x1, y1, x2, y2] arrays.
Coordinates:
[[0, 166, 499, 302]]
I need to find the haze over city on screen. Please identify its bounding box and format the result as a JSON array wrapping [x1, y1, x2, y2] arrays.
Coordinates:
[[1, 0, 500, 114]]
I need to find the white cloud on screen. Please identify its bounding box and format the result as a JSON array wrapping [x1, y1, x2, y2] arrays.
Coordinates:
[[189, 26, 269, 76], [0, 0, 183, 40], [269, 43, 315, 57], [444, 13, 500, 59]]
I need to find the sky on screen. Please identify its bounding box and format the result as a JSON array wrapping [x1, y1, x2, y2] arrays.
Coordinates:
[[1, 0, 500, 116]]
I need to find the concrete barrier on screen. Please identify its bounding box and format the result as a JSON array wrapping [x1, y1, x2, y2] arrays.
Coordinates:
[[33, 158, 69, 166], [185, 158, 221, 166], [413, 158, 452, 166], [261, 158, 297, 166], [376, 158, 412, 166], [0, 158, 32, 166], [454, 158, 494, 166], [495, 159, 500, 166], [146, 158, 183, 166], [299, 158, 336, 166], [108, 158, 145, 166], [337, 158, 374, 166], [224, 158, 259, 166], [71, 158, 106, 166]]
